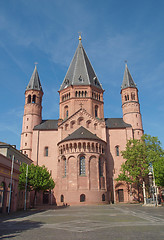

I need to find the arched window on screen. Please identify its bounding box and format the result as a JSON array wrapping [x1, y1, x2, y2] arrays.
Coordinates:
[[80, 194, 86, 202], [127, 94, 129, 100], [102, 194, 105, 201], [64, 106, 69, 118], [125, 95, 127, 101], [70, 120, 75, 128], [80, 156, 85, 175], [85, 91, 87, 97], [75, 91, 78, 97], [27, 95, 31, 103], [99, 158, 103, 177], [61, 195, 64, 202], [86, 120, 91, 128], [77, 117, 83, 125], [63, 158, 66, 177], [82, 91, 84, 97], [44, 147, 49, 156], [32, 95, 36, 103], [131, 93, 135, 100], [95, 105, 98, 118], [115, 146, 119, 156]]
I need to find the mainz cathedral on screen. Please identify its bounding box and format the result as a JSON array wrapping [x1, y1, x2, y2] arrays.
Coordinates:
[[20, 36, 143, 205]]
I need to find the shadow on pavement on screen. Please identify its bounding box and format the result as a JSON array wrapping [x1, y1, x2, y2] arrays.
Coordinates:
[[0, 219, 42, 239]]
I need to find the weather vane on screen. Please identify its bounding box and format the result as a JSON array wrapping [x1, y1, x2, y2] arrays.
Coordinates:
[[124, 60, 128, 64], [34, 62, 38, 66]]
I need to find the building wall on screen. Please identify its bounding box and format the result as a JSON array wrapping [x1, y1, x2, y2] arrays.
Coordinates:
[[0, 154, 20, 213]]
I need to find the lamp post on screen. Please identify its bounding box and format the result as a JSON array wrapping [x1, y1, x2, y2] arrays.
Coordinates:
[[148, 171, 153, 200], [8, 155, 14, 214]]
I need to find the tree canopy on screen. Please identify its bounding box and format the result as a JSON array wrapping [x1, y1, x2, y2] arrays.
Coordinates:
[[116, 134, 164, 188], [19, 163, 55, 204]]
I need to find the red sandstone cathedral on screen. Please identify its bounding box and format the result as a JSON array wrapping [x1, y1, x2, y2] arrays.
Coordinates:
[[20, 36, 143, 205]]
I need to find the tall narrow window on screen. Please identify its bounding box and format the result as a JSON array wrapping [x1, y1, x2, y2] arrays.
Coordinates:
[[80, 156, 85, 175], [115, 146, 119, 156], [64, 106, 69, 118], [27, 95, 31, 103], [32, 95, 36, 103], [95, 105, 98, 118], [61, 195, 64, 202], [99, 158, 103, 177], [131, 93, 135, 100], [45, 147, 48, 156], [80, 194, 86, 202], [63, 158, 66, 177]]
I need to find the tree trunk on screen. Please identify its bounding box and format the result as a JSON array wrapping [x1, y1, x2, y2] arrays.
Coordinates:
[[32, 190, 37, 207], [137, 183, 140, 202], [143, 181, 146, 205]]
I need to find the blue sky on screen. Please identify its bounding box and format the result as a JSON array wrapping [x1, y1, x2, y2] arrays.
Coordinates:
[[0, 0, 164, 148]]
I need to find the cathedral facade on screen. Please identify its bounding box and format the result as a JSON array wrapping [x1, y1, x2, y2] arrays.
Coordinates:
[[20, 37, 143, 205]]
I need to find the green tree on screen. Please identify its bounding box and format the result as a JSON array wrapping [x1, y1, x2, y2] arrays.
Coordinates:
[[19, 163, 55, 206], [116, 134, 164, 201], [144, 134, 164, 187]]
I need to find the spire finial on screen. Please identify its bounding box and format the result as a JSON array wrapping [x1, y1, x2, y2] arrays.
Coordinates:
[[34, 62, 38, 68], [124, 60, 128, 67], [78, 32, 82, 42]]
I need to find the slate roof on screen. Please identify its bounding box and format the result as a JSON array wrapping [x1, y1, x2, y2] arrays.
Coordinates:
[[105, 118, 132, 129], [121, 64, 136, 90], [59, 38, 103, 91], [33, 118, 131, 131], [33, 120, 58, 130], [26, 65, 43, 92], [59, 126, 103, 144]]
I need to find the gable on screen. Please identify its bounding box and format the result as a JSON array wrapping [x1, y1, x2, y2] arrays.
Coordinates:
[[58, 108, 106, 142]]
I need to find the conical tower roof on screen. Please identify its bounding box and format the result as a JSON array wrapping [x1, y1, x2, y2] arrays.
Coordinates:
[[26, 65, 43, 92], [59, 37, 103, 91], [121, 64, 136, 90]]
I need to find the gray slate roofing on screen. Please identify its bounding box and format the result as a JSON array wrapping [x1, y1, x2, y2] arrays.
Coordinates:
[[33, 118, 131, 130], [33, 120, 58, 130], [105, 118, 131, 128], [59, 39, 103, 91], [26, 66, 43, 92], [121, 64, 136, 90], [59, 126, 103, 143]]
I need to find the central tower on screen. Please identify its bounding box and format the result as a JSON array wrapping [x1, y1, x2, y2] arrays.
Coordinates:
[[58, 36, 104, 120]]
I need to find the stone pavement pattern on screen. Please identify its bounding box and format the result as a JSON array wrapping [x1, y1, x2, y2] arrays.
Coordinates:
[[0, 204, 164, 240]]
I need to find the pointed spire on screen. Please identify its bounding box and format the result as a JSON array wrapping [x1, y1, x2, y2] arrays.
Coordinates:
[[121, 63, 136, 90], [26, 65, 43, 92], [59, 37, 103, 91]]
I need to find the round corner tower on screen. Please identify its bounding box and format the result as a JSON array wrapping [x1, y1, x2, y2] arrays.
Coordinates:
[[121, 64, 143, 139], [20, 66, 43, 158]]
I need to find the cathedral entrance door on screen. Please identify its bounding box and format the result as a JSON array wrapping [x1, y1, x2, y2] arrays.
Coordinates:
[[118, 189, 124, 202]]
